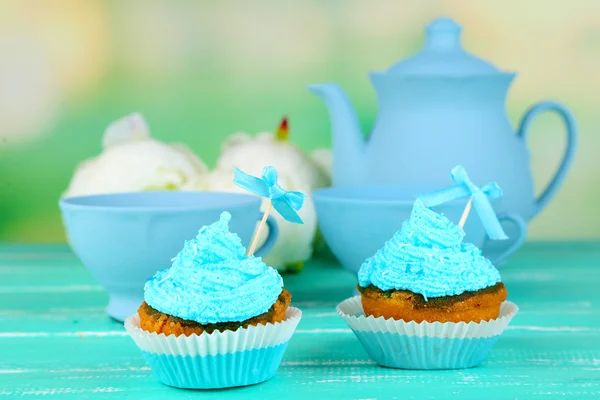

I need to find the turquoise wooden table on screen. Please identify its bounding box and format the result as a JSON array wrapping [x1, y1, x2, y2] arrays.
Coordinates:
[[1, 242, 599, 399]]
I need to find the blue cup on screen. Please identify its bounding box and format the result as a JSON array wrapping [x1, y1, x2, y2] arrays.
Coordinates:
[[59, 191, 278, 321], [313, 185, 527, 274]]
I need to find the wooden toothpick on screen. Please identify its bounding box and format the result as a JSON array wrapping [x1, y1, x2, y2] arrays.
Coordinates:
[[458, 198, 473, 228], [247, 200, 273, 256]]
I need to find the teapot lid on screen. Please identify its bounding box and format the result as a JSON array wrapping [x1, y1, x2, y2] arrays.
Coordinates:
[[386, 17, 499, 75]]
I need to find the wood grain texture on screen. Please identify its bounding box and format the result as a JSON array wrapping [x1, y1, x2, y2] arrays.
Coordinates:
[[1, 243, 599, 399]]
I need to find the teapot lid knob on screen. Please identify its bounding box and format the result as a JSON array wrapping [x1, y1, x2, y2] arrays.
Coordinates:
[[383, 17, 500, 75], [425, 17, 462, 51]]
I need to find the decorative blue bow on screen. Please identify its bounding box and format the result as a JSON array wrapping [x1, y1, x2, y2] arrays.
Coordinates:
[[417, 165, 508, 240], [233, 166, 305, 224]]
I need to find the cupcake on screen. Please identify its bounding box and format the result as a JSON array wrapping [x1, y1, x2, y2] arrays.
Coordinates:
[[337, 170, 519, 370], [125, 211, 301, 389], [357, 200, 507, 324]]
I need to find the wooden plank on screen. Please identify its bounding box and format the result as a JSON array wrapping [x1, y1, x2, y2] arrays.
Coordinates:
[[2, 305, 600, 334]]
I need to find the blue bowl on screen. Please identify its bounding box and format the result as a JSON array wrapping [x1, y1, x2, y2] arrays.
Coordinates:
[[312, 185, 526, 274], [59, 191, 278, 321]]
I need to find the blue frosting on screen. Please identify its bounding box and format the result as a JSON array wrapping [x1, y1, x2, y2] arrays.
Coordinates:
[[144, 211, 283, 324], [358, 200, 501, 299]]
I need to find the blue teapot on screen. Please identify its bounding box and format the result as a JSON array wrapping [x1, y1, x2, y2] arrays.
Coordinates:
[[309, 17, 577, 223]]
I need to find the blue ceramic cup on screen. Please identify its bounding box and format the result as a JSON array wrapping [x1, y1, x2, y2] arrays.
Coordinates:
[[59, 191, 278, 321], [313, 185, 527, 274]]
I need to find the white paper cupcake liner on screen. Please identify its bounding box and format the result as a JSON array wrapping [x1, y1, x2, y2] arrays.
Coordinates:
[[337, 296, 518, 370], [125, 307, 302, 389]]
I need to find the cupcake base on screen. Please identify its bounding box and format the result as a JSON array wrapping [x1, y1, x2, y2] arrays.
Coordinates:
[[125, 307, 302, 389], [337, 296, 517, 370], [358, 283, 507, 323], [139, 289, 292, 336]]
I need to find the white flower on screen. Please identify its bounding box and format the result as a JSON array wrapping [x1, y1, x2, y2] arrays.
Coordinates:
[[63, 113, 208, 197], [182, 126, 331, 271]]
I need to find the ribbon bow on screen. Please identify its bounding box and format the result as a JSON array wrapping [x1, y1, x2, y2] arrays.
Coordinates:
[[418, 165, 508, 240], [234, 166, 305, 224]]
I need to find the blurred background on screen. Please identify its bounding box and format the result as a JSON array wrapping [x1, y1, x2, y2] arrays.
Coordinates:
[[0, 0, 598, 243]]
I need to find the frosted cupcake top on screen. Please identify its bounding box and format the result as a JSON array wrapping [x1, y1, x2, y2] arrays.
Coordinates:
[[144, 212, 283, 324], [358, 200, 500, 300]]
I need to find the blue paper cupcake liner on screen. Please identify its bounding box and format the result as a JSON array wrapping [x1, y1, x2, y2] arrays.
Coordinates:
[[337, 296, 517, 370], [353, 330, 500, 369], [125, 307, 301, 389], [141, 342, 289, 389]]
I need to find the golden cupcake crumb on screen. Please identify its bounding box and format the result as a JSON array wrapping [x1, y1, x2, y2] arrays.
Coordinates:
[[139, 288, 292, 336], [358, 283, 507, 323]]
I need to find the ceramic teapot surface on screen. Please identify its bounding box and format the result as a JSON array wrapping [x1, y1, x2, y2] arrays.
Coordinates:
[[309, 17, 577, 224]]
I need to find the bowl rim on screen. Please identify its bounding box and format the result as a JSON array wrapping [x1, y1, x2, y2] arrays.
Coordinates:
[[311, 185, 467, 206], [59, 191, 261, 213]]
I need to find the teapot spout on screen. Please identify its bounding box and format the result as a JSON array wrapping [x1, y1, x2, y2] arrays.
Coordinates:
[[308, 83, 366, 186]]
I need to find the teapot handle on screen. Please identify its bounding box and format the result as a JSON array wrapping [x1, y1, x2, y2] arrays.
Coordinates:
[[517, 101, 577, 218], [486, 213, 528, 266]]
